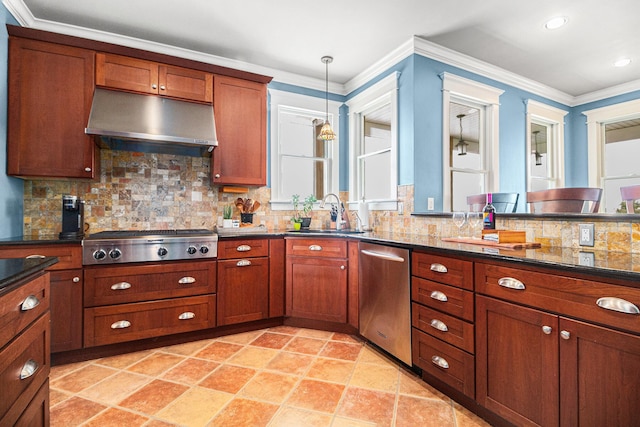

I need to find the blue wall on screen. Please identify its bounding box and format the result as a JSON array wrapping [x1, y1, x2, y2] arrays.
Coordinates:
[[0, 5, 22, 238]]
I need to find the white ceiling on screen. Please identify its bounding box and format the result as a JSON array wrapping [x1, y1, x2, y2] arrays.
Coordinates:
[[6, 0, 640, 103]]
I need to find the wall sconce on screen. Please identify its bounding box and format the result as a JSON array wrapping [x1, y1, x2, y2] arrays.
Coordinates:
[[456, 114, 468, 156], [532, 130, 543, 166]]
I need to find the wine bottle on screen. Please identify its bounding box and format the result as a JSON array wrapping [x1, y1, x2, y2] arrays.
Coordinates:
[[483, 193, 496, 229]]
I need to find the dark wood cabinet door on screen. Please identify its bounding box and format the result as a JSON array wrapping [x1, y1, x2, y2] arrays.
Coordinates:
[[212, 75, 267, 186], [285, 256, 347, 323], [476, 295, 559, 427], [96, 52, 158, 95], [217, 257, 269, 326], [50, 270, 83, 352], [159, 65, 213, 103], [8, 38, 97, 179], [559, 317, 640, 427], [269, 239, 285, 318]]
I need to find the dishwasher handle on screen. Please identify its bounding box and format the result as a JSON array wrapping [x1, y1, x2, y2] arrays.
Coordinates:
[[360, 249, 405, 263]]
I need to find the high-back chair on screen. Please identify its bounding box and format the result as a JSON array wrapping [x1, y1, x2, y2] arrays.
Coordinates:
[[526, 187, 602, 213], [620, 184, 640, 213], [466, 193, 519, 213]]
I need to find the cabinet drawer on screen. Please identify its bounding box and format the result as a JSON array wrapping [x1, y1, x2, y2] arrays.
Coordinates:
[[476, 262, 640, 334], [84, 261, 216, 306], [217, 238, 269, 259], [0, 313, 50, 423], [412, 328, 474, 398], [412, 252, 473, 290], [286, 238, 347, 258], [412, 303, 474, 354], [411, 277, 474, 322], [84, 294, 216, 347], [9, 380, 49, 427], [0, 273, 49, 349], [0, 244, 82, 270]]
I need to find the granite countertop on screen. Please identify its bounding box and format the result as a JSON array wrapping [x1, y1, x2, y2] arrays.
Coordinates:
[[0, 256, 59, 296], [2, 229, 639, 284]]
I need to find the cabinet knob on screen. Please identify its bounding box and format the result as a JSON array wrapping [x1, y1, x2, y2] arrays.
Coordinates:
[[160, 85, 166, 90], [431, 355, 450, 369], [429, 290, 448, 302], [85, 167, 92, 172], [151, 84, 157, 89], [429, 263, 448, 273], [73, 276, 80, 283], [340, 265, 345, 270], [19, 359, 39, 380], [215, 173, 221, 178], [20, 295, 40, 311], [542, 325, 553, 335], [560, 330, 571, 340]]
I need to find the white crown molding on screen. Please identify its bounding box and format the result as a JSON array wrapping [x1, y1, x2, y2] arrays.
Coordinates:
[[573, 78, 640, 107]]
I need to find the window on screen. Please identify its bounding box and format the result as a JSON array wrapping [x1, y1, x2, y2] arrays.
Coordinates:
[[442, 73, 503, 212], [584, 99, 640, 212], [269, 89, 340, 209], [526, 100, 567, 192], [347, 73, 398, 210]]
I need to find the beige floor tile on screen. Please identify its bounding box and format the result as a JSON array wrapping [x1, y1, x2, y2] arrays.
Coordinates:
[[49, 360, 90, 380], [161, 357, 219, 384], [94, 349, 155, 369], [348, 363, 399, 392], [320, 341, 363, 361], [399, 369, 450, 401], [78, 371, 150, 404], [306, 357, 355, 384], [119, 379, 189, 415], [49, 388, 71, 407], [126, 352, 185, 376], [337, 387, 395, 427], [358, 346, 397, 367], [210, 398, 279, 427], [269, 406, 333, 427], [241, 371, 299, 403], [50, 396, 106, 427], [265, 351, 314, 376], [160, 338, 213, 356], [50, 364, 117, 393], [296, 328, 334, 339], [287, 379, 345, 413], [283, 336, 326, 355], [331, 332, 362, 344], [331, 417, 378, 427], [227, 346, 279, 369], [155, 387, 232, 427], [217, 329, 263, 345], [453, 402, 493, 427], [395, 395, 455, 427], [267, 325, 302, 335], [83, 407, 149, 427]]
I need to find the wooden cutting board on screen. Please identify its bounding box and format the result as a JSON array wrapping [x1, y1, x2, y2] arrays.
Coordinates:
[[441, 237, 541, 250]]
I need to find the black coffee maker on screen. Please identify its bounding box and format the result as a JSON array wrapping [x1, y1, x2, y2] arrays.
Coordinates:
[[59, 195, 85, 240]]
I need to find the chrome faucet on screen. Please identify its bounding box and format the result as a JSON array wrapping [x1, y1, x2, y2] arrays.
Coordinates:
[[320, 193, 350, 230]]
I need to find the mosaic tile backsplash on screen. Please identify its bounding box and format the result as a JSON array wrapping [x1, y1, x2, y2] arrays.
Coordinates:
[[21, 150, 640, 253]]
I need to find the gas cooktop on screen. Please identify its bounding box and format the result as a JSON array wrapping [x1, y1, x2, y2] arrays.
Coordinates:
[[85, 229, 215, 239]]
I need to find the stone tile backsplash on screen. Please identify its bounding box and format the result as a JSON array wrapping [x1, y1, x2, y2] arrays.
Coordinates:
[[20, 151, 640, 253]]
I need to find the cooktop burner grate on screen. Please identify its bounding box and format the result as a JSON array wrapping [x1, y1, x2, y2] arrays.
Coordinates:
[[86, 229, 214, 239]]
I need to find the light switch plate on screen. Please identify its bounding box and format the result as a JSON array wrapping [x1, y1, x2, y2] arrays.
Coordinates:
[[427, 198, 434, 211], [579, 223, 594, 247]]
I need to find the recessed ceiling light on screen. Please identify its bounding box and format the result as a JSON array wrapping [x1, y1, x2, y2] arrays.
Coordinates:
[[544, 16, 568, 30], [614, 58, 632, 67]]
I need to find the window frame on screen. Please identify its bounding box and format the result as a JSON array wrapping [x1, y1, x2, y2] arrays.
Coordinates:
[[268, 89, 340, 210], [346, 72, 399, 211], [441, 73, 503, 212]]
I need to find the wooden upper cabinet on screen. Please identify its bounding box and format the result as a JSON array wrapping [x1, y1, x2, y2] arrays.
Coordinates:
[[7, 38, 98, 179], [212, 75, 267, 186], [96, 53, 213, 103]]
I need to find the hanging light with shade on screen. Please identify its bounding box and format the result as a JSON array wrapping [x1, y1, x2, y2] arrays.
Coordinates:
[[319, 56, 336, 141], [456, 114, 468, 155], [532, 130, 543, 166]]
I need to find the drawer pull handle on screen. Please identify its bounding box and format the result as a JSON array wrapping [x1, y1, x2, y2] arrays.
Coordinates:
[[430, 319, 449, 332], [430, 263, 448, 273], [111, 320, 131, 329], [178, 312, 196, 320], [236, 259, 252, 267], [498, 277, 525, 290], [542, 325, 553, 335], [596, 297, 639, 314], [25, 254, 46, 259], [178, 276, 196, 284], [20, 359, 39, 380], [111, 282, 132, 290], [429, 290, 448, 302], [309, 245, 323, 251], [560, 330, 571, 340], [431, 355, 449, 369], [20, 295, 40, 311], [237, 245, 252, 252]]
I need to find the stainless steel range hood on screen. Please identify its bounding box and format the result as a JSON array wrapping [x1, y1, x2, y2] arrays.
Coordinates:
[[85, 88, 218, 156]]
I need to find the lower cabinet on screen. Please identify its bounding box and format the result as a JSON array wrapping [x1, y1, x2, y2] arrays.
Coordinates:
[[217, 257, 269, 326], [285, 238, 348, 323], [476, 295, 640, 427], [50, 269, 83, 352]]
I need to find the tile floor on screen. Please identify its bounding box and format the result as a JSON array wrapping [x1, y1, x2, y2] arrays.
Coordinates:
[[49, 326, 491, 427]]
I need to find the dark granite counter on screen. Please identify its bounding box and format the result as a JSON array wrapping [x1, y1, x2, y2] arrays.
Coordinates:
[[0, 256, 59, 296], [0, 234, 82, 246]]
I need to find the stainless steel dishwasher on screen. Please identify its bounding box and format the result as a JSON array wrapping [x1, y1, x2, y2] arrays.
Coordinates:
[[359, 242, 411, 365]]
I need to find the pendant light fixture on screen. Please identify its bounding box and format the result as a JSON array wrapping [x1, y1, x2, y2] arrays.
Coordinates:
[[532, 130, 543, 166], [456, 114, 468, 155], [319, 56, 336, 141]]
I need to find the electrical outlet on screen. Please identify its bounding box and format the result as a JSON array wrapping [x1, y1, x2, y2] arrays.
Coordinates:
[[427, 198, 435, 211], [398, 202, 404, 215], [579, 223, 594, 247], [578, 251, 595, 267]]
